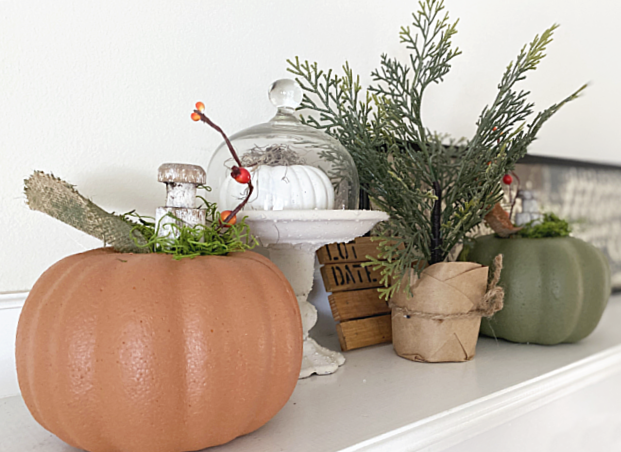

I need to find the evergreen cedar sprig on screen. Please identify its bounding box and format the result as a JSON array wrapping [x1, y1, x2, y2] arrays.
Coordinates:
[[287, 0, 586, 299]]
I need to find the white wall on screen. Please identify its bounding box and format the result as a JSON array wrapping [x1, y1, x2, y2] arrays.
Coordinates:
[[1, 0, 619, 292]]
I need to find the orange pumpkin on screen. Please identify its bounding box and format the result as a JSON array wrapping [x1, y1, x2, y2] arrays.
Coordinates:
[[16, 248, 302, 452]]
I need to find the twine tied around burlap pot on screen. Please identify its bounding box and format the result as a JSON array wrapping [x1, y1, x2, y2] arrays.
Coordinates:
[[389, 255, 504, 363]]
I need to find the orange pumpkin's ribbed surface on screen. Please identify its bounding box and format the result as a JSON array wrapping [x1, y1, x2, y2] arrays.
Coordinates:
[[16, 249, 303, 452]]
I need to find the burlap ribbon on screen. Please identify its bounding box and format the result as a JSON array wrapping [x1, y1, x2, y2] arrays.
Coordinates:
[[24, 171, 147, 253], [389, 255, 504, 320]]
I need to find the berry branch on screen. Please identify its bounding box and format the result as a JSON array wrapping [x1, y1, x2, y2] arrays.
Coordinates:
[[191, 103, 254, 227]]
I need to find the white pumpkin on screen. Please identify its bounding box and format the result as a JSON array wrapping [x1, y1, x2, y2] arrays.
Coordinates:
[[219, 165, 335, 211]]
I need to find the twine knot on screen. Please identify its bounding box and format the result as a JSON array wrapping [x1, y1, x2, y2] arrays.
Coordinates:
[[389, 254, 504, 320], [477, 254, 504, 318]]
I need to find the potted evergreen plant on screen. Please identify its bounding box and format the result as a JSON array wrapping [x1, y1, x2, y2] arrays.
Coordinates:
[[287, 0, 585, 362]]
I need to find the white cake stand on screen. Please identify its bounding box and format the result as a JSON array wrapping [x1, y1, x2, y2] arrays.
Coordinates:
[[243, 209, 389, 378]]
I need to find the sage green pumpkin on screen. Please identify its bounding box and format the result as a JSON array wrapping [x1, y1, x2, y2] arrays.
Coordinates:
[[463, 235, 611, 345]]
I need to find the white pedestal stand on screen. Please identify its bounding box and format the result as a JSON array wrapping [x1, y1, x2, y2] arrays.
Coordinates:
[[244, 210, 388, 378]]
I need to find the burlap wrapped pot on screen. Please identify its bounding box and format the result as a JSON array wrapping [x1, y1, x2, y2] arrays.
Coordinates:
[[390, 257, 503, 363]]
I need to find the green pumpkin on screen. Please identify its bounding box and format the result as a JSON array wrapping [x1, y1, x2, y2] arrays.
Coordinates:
[[462, 235, 611, 345]]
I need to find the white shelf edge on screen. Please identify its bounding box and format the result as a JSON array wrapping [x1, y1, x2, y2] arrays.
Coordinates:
[[0, 292, 27, 399], [3, 292, 621, 451], [0, 292, 27, 311], [345, 342, 621, 452]]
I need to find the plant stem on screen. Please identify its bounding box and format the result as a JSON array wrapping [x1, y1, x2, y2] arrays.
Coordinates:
[[195, 110, 243, 167], [430, 180, 443, 265], [508, 170, 520, 220]]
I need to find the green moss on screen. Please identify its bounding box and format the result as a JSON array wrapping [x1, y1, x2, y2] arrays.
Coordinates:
[[122, 195, 257, 259], [516, 213, 571, 239]]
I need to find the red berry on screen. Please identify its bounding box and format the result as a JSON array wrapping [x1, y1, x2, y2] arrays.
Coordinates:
[[220, 210, 237, 227], [502, 174, 513, 185], [492, 126, 498, 132], [231, 166, 251, 184], [191, 112, 201, 122], [195, 101, 205, 112]]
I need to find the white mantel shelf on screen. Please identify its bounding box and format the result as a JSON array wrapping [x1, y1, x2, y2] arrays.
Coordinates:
[[2, 295, 621, 452]]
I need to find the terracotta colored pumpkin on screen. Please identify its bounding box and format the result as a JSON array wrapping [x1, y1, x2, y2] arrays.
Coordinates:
[[463, 235, 611, 345], [16, 248, 303, 452]]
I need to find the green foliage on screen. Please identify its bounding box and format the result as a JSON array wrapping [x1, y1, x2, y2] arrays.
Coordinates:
[[123, 192, 257, 259], [517, 213, 572, 239], [287, 0, 585, 299]]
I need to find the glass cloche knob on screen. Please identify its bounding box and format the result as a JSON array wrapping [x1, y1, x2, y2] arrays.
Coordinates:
[[268, 79, 303, 111]]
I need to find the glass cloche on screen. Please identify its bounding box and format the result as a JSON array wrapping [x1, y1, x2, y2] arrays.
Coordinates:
[[206, 79, 359, 211]]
